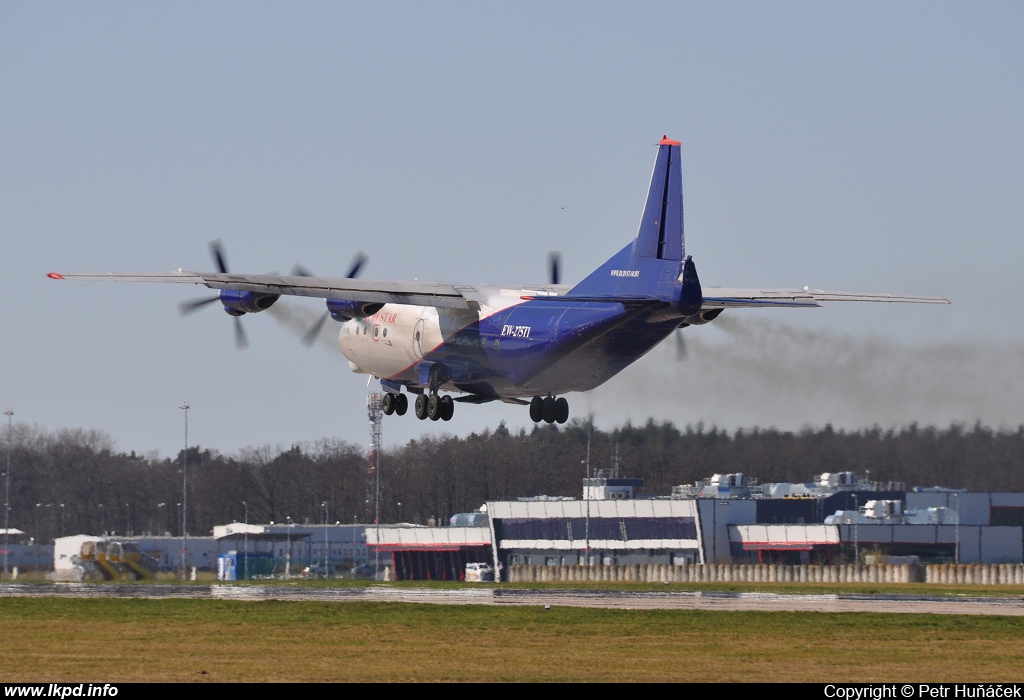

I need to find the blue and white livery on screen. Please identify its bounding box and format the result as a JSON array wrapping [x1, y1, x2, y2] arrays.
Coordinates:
[[49, 136, 949, 424]]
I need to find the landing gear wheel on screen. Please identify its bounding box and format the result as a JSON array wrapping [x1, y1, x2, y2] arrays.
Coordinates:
[[395, 393, 408, 416], [529, 396, 544, 423], [414, 394, 429, 420], [382, 393, 396, 416], [440, 395, 454, 421], [427, 393, 442, 421], [555, 397, 569, 424], [542, 396, 557, 424]]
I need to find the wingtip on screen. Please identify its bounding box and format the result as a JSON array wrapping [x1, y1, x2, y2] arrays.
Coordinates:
[[47, 272, 65, 280]]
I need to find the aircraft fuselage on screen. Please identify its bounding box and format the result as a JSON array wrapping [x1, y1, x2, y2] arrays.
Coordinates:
[[339, 285, 681, 399]]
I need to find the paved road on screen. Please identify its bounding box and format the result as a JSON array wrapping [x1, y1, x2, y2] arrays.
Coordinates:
[[2, 583, 1022, 615]]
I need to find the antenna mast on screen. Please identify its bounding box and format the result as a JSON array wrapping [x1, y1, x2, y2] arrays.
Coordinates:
[[367, 392, 383, 577]]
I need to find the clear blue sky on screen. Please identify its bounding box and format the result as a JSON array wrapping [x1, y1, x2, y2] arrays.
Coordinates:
[[2, 2, 1022, 456]]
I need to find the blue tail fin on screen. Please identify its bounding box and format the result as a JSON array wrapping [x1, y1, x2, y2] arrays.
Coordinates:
[[636, 135, 685, 262], [570, 136, 696, 310]]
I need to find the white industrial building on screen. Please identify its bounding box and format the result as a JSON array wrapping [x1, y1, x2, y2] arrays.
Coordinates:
[[368, 472, 1024, 580], [213, 522, 371, 579], [48, 523, 376, 580]]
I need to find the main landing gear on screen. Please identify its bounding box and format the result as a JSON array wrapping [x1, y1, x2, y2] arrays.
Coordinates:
[[383, 390, 453, 421], [529, 396, 569, 424], [381, 392, 408, 416], [412, 392, 454, 421]]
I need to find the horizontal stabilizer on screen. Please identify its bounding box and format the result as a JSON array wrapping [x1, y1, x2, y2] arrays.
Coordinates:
[[702, 288, 950, 308]]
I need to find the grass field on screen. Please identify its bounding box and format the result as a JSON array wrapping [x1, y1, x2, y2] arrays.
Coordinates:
[[2, 596, 1023, 682], [25, 572, 1024, 599], [46, 573, 1024, 597]]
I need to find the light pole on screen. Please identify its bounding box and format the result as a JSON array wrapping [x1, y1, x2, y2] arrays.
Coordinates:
[[583, 418, 592, 566], [322, 501, 328, 577], [35, 499, 44, 573], [242, 501, 248, 581], [285, 516, 292, 578], [955, 492, 961, 565], [34, 503, 41, 573], [125, 502, 131, 537], [157, 503, 165, 536], [853, 493, 859, 564], [98, 503, 105, 535], [4, 407, 13, 580], [179, 401, 189, 580], [59, 503, 65, 538]]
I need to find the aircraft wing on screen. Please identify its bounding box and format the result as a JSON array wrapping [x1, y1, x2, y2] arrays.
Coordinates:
[[701, 288, 950, 309], [47, 270, 472, 310]]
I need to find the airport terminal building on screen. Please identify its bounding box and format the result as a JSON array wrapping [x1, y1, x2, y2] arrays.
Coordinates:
[[368, 471, 1024, 580], [39, 470, 1024, 582]]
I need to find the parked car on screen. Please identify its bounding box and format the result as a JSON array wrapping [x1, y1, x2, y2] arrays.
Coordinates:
[[464, 562, 493, 582], [300, 564, 335, 579]]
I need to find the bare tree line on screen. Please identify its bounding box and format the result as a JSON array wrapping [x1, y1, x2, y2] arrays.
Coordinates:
[[3, 420, 1023, 543]]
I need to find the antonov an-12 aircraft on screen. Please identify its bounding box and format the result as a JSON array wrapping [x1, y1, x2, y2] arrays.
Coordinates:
[[49, 136, 948, 424]]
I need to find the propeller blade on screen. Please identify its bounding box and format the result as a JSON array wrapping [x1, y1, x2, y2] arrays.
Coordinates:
[[209, 239, 229, 274], [293, 252, 367, 280], [178, 295, 221, 316], [344, 251, 369, 279], [301, 311, 331, 348], [675, 328, 688, 361], [548, 252, 561, 285], [233, 317, 249, 351], [290, 252, 365, 348]]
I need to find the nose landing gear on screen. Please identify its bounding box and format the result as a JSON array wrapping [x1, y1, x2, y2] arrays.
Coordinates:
[[529, 395, 568, 424]]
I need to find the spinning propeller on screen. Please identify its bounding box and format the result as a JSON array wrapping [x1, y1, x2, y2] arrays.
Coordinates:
[[548, 251, 561, 285], [178, 240, 251, 350], [297, 252, 369, 347]]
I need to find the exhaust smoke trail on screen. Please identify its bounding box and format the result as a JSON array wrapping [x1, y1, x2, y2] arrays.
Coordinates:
[[589, 317, 1024, 431], [269, 304, 1023, 433]]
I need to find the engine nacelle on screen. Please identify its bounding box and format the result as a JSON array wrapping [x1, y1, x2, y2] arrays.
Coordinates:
[[681, 308, 723, 326], [327, 299, 384, 322], [219, 290, 280, 317]]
